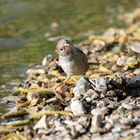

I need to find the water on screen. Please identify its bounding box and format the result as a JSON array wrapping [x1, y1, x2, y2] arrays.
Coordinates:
[[0, 0, 139, 113]]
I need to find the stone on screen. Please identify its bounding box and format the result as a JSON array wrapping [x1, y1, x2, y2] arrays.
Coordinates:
[[73, 76, 92, 98], [131, 42, 140, 54], [34, 115, 48, 130], [121, 103, 135, 110], [89, 78, 107, 92], [133, 69, 140, 75], [117, 56, 128, 66], [127, 74, 140, 87], [90, 114, 103, 133], [70, 98, 86, 116], [42, 54, 54, 67], [85, 89, 99, 102], [91, 108, 101, 116]]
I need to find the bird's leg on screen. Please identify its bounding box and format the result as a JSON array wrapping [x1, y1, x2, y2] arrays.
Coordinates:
[[67, 75, 81, 84]]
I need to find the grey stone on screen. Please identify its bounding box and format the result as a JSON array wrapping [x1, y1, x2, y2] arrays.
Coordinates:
[[73, 76, 92, 97], [89, 78, 107, 92], [70, 98, 86, 116], [42, 54, 54, 67], [121, 103, 135, 110]]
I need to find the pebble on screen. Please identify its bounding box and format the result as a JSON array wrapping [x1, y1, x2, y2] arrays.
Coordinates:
[[120, 130, 130, 137], [34, 115, 48, 130], [111, 125, 122, 133], [126, 56, 138, 68], [85, 89, 99, 101], [91, 108, 101, 116], [73, 76, 92, 98], [121, 103, 135, 110], [131, 42, 140, 54], [120, 118, 134, 126], [104, 133, 120, 140], [104, 123, 113, 131], [77, 116, 91, 129], [75, 123, 86, 133], [133, 69, 140, 75], [117, 56, 128, 66], [42, 54, 54, 67], [26, 68, 46, 76], [89, 78, 107, 92], [27, 92, 40, 101], [27, 92, 40, 106], [90, 114, 102, 133], [70, 98, 86, 116]]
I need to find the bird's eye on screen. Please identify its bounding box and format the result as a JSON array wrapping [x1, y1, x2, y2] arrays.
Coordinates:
[[60, 48, 64, 51]]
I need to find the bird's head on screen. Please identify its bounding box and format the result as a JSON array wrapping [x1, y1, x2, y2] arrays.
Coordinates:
[[56, 39, 73, 56]]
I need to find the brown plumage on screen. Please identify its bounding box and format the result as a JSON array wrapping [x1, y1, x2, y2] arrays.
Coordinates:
[[56, 39, 89, 76]]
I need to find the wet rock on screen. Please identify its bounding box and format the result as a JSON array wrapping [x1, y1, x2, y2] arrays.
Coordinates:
[[127, 74, 140, 87], [42, 54, 54, 67], [34, 115, 48, 130], [73, 76, 92, 98], [70, 98, 86, 116]]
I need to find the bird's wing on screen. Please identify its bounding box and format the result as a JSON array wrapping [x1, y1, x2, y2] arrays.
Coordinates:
[[73, 47, 87, 61]]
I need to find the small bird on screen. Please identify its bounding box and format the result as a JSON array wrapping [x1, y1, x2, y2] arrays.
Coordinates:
[[56, 39, 89, 77]]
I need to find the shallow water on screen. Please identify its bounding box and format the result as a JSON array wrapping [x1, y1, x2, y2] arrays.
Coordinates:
[[0, 0, 139, 113]]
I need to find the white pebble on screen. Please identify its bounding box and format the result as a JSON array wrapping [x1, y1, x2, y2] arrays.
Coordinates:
[[70, 99, 86, 116]]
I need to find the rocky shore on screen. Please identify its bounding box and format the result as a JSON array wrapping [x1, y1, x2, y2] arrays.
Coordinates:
[[0, 8, 140, 140]]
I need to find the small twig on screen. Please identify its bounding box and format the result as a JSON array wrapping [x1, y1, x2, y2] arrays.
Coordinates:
[[1, 110, 26, 119], [16, 100, 31, 109], [26, 108, 73, 119], [2, 120, 30, 127], [18, 87, 54, 94]]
